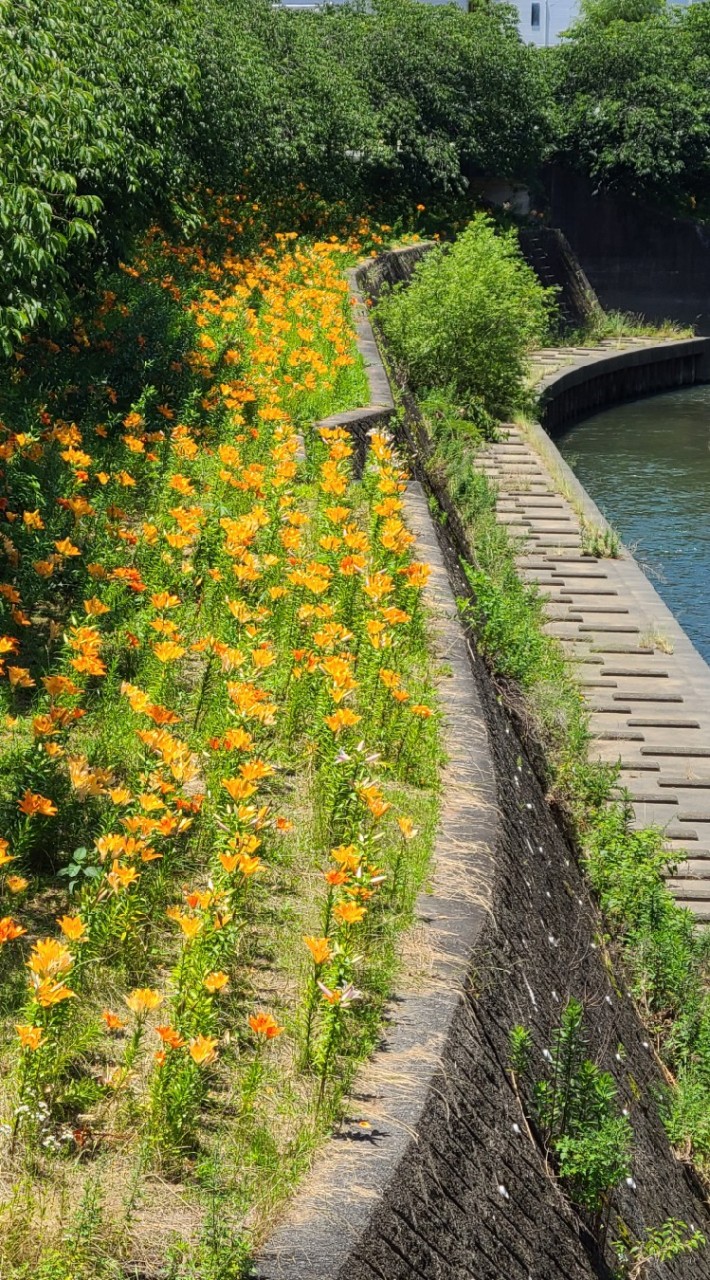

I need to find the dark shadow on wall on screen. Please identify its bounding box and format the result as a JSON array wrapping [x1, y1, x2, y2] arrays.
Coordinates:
[[547, 168, 710, 334], [332, 468, 710, 1280]]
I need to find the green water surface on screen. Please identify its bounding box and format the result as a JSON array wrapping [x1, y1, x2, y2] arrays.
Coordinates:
[[557, 384, 710, 664]]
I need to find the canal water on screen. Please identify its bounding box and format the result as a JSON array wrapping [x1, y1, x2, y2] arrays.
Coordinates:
[[556, 384, 710, 664]]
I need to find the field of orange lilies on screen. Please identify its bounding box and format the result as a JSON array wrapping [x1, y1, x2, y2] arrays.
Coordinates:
[[0, 197, 439, 1276]]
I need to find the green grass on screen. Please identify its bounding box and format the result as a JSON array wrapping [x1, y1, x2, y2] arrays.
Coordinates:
[[558, 308, 696, 347]]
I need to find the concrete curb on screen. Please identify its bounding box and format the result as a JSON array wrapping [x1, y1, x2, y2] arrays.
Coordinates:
[[522, 416, 617, 539], [537, 336, 710, 433], [253, 258, 497, 1279]]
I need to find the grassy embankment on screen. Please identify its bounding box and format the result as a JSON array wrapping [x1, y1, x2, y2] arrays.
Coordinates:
[[0, 197, 441, 1279]]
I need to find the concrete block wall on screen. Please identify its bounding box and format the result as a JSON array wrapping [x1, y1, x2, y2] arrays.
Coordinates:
[[253, 251, 710, 1280]]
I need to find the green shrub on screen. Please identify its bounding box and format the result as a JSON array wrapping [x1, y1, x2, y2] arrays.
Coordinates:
[[521, 998, 633, 1234], [377, 215, 555, 417], [614, 1218, 706, 1277]]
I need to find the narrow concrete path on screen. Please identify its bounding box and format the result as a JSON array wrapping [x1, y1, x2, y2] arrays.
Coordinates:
[[528, 337, 665, 385], [476, 424, 710, 922]]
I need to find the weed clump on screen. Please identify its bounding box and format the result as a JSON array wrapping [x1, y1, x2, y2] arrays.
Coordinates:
[[377, 215, 554, 422]]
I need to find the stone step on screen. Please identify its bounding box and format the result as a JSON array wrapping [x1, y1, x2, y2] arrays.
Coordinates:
[[665, 880, 710, 901], [589, 704, 633, 715], [592, 645, 655, 654], [579, 624, 641, 634], [483, 410, 710, 920], [593, 730, 644, 741], [614, 692, 684, 703], [628, 718, 701, 729], [601, 667, 669, 678], [617, 791, 678, 805], [670, 856, 710, 879], [658, 776, 710, 788]]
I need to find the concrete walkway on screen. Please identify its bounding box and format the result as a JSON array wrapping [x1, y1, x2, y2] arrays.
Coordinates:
[[528, 337, 665, 385], [475, 419, 710, 922]]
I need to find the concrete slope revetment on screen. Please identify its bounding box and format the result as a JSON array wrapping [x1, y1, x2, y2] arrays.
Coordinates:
[[476, 405, 710, 921]]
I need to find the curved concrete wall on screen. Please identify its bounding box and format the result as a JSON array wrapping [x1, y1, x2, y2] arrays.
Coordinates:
[[254, 255, 710, 1280], [537, 338, 710, 434]]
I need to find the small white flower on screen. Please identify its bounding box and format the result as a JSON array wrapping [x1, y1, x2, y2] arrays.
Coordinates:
[[497, 1184, 510, 1200]]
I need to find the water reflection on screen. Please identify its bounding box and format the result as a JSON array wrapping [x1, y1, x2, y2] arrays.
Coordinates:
[[557, 384, 710, 663]]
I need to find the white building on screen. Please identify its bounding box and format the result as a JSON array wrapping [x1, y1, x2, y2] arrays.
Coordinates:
[[278, 0, 581, 45], [516, 0, 579, 45]]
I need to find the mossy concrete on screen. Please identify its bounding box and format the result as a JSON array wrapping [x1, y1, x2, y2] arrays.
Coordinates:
[[254, 251, 710, 1280]]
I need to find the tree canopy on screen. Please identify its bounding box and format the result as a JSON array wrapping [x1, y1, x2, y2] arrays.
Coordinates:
[[547, 0, 710, 211], [4, 0, 710, 352]]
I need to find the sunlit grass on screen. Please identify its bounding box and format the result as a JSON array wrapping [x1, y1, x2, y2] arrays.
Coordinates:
[[0, 196, 440, 1277]]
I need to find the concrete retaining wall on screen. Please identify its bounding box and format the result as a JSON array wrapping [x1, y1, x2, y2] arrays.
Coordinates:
[[253, 253, 710, 1280], [518, 226, 601, 332], [353, 243, 434, 302], [548, 168, 710, 335], [537, 337, 710, 434]]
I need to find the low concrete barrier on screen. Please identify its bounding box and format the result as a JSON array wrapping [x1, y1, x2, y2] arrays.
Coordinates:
[[538, 337, 710, 434], [253, 253, 710, 1280]]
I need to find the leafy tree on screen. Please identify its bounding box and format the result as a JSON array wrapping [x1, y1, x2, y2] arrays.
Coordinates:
[[331, 0, 549, 199], [547, 0, 710, 211], [577, 0, 664, 27], [0, 0, 551, 351], [0, 0, 198, 351], [44, 0, 200, 237], [0, 1, 107, 348]]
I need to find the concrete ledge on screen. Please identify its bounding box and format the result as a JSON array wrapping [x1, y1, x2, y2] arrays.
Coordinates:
[[522, 417, 617, 539], [254, 247, 710, 1280], [353, 243, 435, 302], [538, 337, 710, 433], [254, 256, 498, 1280]]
